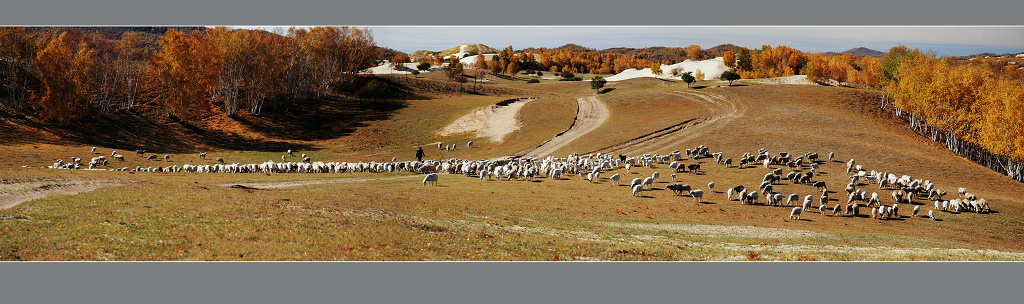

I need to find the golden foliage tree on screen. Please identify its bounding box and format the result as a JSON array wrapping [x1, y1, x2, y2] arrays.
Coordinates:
[[685, 44, 702, 60], [34, 32, 96, 125], [151, 29, 221, 123], [722, 51, 736, 70]]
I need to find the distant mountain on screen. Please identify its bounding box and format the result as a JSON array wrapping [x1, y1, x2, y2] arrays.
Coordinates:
[[703, 44, 749, 59], [437, 43, 499, 58], [553, 43, 595, 52], [825, 47, 885, 57], [373, 46, 405, 60]]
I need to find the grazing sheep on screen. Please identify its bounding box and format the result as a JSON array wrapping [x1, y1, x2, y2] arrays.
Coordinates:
[[652, 172, 660, 183], [723, 158, 732, 167], [686, 164, 701, 174], [690, 189, 705, 203], [812, 181, 827, 192], [747, 191, 759, 204], [642, 177, 654, 190], [467, 141, 473, 149], [707, 182, 715, 193], [282, 155, 287, 162], [738, 189, 749, 204], [832, 204, 842, 216], [302, 156, 311, 164], [111, 150, 118, 157], [871, 207, 879, 219], [790, 207, 802, 219], [422, 173, 439, 186], [964, 192, 977, 201], [773, 193, 784, 207], [934, 200, 941, 211], [200, 152, 207, 160], [929, 210, 935, 220], [147, 154, 157, 161], [632, 184, 644, 197], [216, 157, 225, 164], [610, 173, 621, 185], [114, 154, 125, 162], [892, 204, 900, 218], [630, 178, 643, 188], [912, 205, 921, 217], [942, 200, 950, 211], [727, 188, 735, 200], [958, 187, 968, 198], [786, 193, 799, 206], [828, 152, 834, 162], [670, 173, 677, 182], [136, 149, 145, 156], [164, 155, 171, 162], [91, 147, 97, 154], [819, 204, 827, 215], [666, 184, 691, 196]]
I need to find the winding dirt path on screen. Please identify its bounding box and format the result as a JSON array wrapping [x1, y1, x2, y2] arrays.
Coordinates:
[[521, 95, 610, 158], [606, 90, 745, 155], [0, 180, 132, 210]]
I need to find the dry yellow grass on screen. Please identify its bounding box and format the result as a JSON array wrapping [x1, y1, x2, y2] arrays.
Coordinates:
[[3, 75, 1024, 261]]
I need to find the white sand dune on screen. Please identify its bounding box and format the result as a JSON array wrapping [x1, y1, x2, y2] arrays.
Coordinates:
[[605, 57, 729, 82], [439, 98, 536, 142]]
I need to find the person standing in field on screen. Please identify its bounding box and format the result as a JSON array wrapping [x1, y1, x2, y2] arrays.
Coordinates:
[[416, 147, 425, 162]]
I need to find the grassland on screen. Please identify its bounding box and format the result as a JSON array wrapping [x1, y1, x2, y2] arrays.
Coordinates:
[[2, 71, 1023, 260]]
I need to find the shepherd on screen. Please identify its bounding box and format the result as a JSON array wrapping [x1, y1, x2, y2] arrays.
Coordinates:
[[415, 147, 425, 162]]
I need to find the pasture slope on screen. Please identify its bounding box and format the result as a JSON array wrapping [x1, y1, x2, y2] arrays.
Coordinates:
[[1, 75, 1023, 261]]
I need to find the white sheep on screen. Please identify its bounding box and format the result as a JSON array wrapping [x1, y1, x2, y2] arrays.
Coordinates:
[[632, 184, 644, 197], [832, 204, 842, 216], [164, 155, 170, 162], [786, 193, 798, 206], [91, 147, 97, 154], [609, 173, 621, 186], [642, 177, 654, 190], [467, 141, 473, 149], [912, 205, 921, 217], [690, 189, 705, 203], [652, 172, 660, 183], [747, 191, 759, 204], [928, 210, 935, 220], [790, 207, 802, 219], [708, 182, 715, 193], [422, 173, 438, 186], [631, 178, 643, 189], [819, 203, 828, 215]]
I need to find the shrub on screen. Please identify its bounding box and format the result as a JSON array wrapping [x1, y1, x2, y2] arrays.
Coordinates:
[[527, 79, 540, 84]]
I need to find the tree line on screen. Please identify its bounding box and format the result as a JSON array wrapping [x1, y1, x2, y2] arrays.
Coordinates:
[[0, 26, 377, 125]]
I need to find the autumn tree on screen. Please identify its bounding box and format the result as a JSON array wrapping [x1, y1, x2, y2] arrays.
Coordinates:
[[694, 69, 705, 82], [681, 71, 695, 87], [0, 27, 39, 115], [722, 51, 736, 70], [475, 54, 487, 69], [151, 29, 221, 123], [685, 44, 703, 60], [35, 31, 97, 125], [720, 71, 740, 86], [651, 62, 663, 76]]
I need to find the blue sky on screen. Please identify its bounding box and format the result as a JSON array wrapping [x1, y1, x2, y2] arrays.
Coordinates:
[[249, 26, 1024, 57]]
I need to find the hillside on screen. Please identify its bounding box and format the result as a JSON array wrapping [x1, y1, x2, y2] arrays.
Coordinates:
[[437, 43, 499, 58], [3, 75, 1024, 261], [824, 47, 885, 58]]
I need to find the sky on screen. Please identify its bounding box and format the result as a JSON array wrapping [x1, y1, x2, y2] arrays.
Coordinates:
[[300, 26, 1024, 57]]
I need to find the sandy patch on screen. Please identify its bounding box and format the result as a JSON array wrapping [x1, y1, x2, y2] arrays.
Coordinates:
[[522, 96, 610, 158], [0, 179, 132, 210], [438, 98, 536, 142], [222, 175, 421, 189]]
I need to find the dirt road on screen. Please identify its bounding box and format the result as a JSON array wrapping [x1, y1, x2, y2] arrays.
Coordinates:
[[1, 180, 130, 210], [521, 95, 609, 158], [606, 90, 745, 155]]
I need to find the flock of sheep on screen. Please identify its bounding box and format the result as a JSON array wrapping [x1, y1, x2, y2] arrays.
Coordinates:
[[42, 143, 994, 223]]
